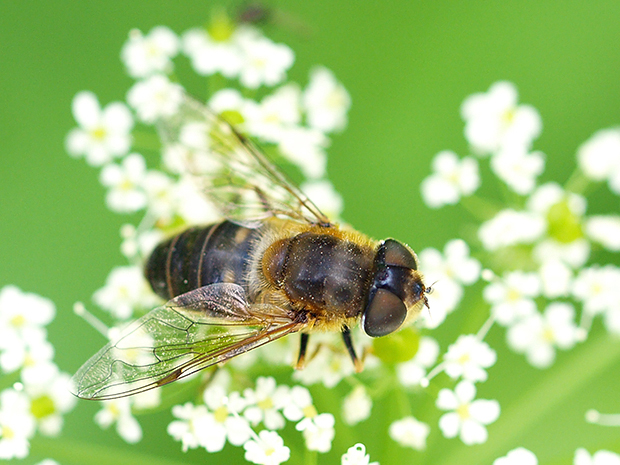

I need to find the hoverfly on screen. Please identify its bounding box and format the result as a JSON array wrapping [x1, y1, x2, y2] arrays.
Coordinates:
[[72, 95, 429, 400]]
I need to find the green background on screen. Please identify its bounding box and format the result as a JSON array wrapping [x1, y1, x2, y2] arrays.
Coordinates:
[[2, 1, 620, 464]]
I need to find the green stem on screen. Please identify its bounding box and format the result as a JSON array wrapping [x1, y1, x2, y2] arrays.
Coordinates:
[[29, 437, 189, 465], [436, 335, 620, 465], [304, 448, 317, 465]]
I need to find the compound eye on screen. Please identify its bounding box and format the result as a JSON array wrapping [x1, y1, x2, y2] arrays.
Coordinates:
[[362, 289, 407, 337], [382, 239, 418, 270]]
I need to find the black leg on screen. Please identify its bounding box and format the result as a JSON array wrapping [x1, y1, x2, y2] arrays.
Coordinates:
[[342, 327, 363, 372], [296, 333, 309, 369]]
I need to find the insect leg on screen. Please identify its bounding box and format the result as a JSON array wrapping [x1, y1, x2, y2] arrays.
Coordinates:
[[295, 333, 309, 369], [342, 327, 363, 373]]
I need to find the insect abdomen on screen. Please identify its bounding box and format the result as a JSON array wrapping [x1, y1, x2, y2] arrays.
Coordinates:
[[145, 221, 259, 300], [264, 231, 374, 318]]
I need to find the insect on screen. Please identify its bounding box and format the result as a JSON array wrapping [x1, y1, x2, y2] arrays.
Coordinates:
[[72, 95, 429, 400]]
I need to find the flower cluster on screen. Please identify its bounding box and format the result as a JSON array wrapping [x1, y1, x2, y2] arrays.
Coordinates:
[[66, 16, 348, 326], [0, 286, 76, 460], [418, 80, 620, 454], [56, 5, 620, 464], [422, 81, 620, 358], [167, 374, 335, 463]]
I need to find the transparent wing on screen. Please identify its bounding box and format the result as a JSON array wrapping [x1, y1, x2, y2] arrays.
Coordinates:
[[157, 94, 331, 226], [72, 283, 304, 400]]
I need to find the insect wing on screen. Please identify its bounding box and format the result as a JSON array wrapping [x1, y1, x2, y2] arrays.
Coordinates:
[[72, 284, 302, 400], [157, 95, 330, 226]]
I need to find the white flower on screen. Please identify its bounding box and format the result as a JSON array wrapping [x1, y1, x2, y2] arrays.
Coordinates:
[[121, 27, 180, 78], [604, 307, 620, 335], [342, 385, 372, 425], [576, 128, 620, 182], [119, 224, 164, 260], [303, 66, 351, 133], [527, 182, 587, 218], [526, 183, 590, 266], [397, 336, 440, 387], [419, 239, 482, 286], [162, 141, 219, 177], [23, 364, 77, 436], [167, 403, 210, 452], [243, 377, 290, 430], [93, 265, 158, 320], [533, 238, 590, 270], [200, 385, 251, 451], [277, 126, 328, 179], [66, 91, 133, 166], [208, 88, 249, 115], [243, 430, 290, 465], [389, 416, 430, 450], [95, 397, 142, 443], [1, 331, 53, 378], [296, 413, 335, 453], [300, 180, 344, 221], [493, 447, 538, 465], [443, 334, 497, 382], [341, 443, 378, 465], [140, 171, 177, 223], [0, 389, 36, 460], [281, 386, 334, 452], [538, 259, 572, 298], [126, 74, 184, 123], [282, 385, 315, 422], [292, 344, 354, 388], [478, 209, 546, 251], [182, 27, 243, 78], [421, 151, 480, 208], [173, 176, 220, 225], [585, 215, 620, 251], [35, 460, 61, 465], [246, 84, 301, 142], [0, 285, 55, 343], [483, 271, 541, 326], [575, 448, 620, 465], [100, 153, 148, 213], [507, 303, 579, 368], [436, 380, 500, 445], [237, 30, 294, 88], [417, 278, 463, 329], [490, 147, 545, 195], [461, 81, 542, 155], [572, 265, 620, 317]]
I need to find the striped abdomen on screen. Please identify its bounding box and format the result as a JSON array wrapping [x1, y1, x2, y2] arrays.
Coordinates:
[[145, 221, 260, 300], [262, 230, 376, 321]]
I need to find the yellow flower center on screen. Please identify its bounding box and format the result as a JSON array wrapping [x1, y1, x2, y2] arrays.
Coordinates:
[[506, 288, 521, 302], [302, 405, 318, 419], [1, 426, 15, 439], [90, 126, 107, 141], [542, 327, 555, 342], [258, 397, 273, 410], [457, 404, 470, 420], [214, 405, 228, 423], [501, 108, 516, 126], [10, 314, 26, 328]]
